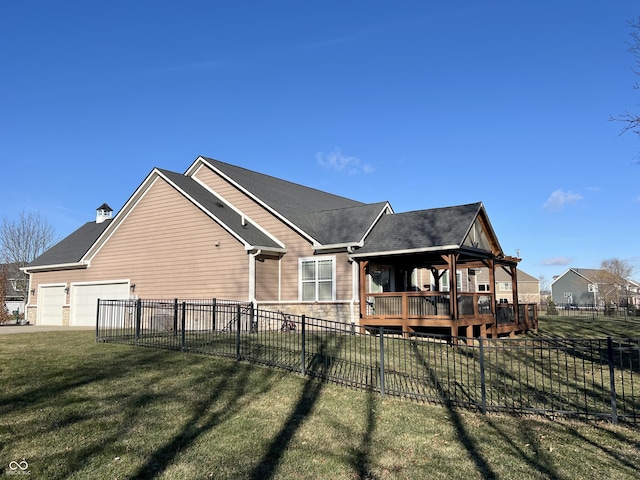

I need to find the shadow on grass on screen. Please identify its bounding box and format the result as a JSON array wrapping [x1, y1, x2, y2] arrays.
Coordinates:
[[131, 361, 271, 479], [248, 336, 345, 480], [411, 342, 498, 479], [349, 389, 378, 480]]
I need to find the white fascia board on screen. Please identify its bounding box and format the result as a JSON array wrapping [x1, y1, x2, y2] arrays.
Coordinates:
[[22, 262, 88, 273], [550, 268, 574, 286], [245, 245, 287, 255], [156, 170, 252, 248], [357, 202, 393, 245], [83, 170, 162, 263], [314, 242, 363, 252], [191, 157, 320, 245], [349, 244, 461, 259], [190, 174, 285, 249]]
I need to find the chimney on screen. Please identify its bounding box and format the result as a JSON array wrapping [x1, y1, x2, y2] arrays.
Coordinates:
[[96, 203, 113, 223]]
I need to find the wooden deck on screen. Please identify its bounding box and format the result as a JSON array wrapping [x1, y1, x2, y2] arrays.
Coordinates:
[[361, 291, 538, 339]]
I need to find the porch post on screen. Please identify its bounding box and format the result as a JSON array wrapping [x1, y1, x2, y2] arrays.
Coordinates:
[[449, 253, 459, 320], [488, 260, 497, 337], [511, 266, 520, 325], [358, 260, 368, 333]]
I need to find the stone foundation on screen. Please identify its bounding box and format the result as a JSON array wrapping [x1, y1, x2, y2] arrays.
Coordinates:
[[256, 301, 360, 325]]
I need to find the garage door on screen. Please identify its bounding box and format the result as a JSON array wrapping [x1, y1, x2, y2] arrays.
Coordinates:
[[37, 285, 66, 325], [70, 282, 130, 326]]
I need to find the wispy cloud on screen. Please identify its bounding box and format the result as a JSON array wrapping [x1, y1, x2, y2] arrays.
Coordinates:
[[542, 189, 583, 212], [316, 147, 373, 175], [541, 257, 572, 266]]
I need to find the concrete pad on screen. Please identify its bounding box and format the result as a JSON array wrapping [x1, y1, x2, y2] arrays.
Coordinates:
[[0, 325, 94, 335]]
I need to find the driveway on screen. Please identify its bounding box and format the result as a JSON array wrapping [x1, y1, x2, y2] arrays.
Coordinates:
[[0, 325, 94, 335]]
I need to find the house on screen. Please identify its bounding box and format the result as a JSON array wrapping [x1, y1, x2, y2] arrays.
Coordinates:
[[1, 263, 26, 320], [551, 268, 640, 309], [474, 268, 540, 305], [23, 156, 537, 337]]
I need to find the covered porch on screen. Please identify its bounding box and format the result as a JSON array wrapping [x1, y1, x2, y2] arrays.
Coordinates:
[[356, 251, 538, 340]]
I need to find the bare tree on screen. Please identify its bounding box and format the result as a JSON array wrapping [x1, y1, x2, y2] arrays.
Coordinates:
[[594, 258, 635, 306], [0, 265, 10, 324], [612, 18, 640, 163], [0, 210, 57, 295]]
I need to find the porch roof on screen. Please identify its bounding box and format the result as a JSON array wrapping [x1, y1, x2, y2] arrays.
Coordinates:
[[351, 202, 489, 258]]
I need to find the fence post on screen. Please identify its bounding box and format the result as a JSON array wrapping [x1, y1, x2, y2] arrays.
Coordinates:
[[135, 298, 142, 346], [212, 298, 217, 331], [379, 326, 385, 398], [607, 337, 618, 425], [236, 303, 241, 360], [479, 336, 487, 414], [181, 302, 186, 351], [301, 315, 306, 376], [173, 298, 179, 336], [95, 298, 101, 342]]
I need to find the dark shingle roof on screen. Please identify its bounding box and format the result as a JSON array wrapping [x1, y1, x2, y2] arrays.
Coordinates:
[[158, 169, 281, 249], [355, 202, 482, 255], [303, 202, 389, 245], [201, 157, 364, 220], [27, 221, 112, 268]]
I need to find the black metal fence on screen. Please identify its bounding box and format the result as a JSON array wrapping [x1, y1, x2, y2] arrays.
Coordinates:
[[96, 299, 640, 424]]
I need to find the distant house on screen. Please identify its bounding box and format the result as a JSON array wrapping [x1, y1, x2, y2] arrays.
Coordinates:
[[474, 268, 540, 305], [551, 268, 640, 308], [1, 263, 26, 318], [22, 156, 536, 337]]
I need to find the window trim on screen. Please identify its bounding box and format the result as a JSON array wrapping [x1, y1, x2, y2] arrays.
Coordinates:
[[299, 256, 336, 302]]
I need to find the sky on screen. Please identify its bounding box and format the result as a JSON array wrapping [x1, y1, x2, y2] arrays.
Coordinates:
[[1, 1, 639, 286]]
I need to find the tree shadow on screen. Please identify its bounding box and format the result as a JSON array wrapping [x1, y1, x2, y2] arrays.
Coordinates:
[[349, 389, 379, 480], [248, 335, 345, 480], [411, 342, 498, 478]]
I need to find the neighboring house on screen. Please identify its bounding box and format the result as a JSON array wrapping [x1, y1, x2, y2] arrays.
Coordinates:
[[23, 156, 536, 337], [1, 263, 26, 318], [551, 268, 640, 308], [474, 268, 540, 305]]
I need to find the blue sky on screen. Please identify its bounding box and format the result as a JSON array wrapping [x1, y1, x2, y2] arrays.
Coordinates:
[[2, 1, 639, 285]]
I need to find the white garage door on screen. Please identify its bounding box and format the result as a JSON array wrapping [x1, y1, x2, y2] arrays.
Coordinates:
[[37, 285, 66, 325], [70, 282, 130, 326]]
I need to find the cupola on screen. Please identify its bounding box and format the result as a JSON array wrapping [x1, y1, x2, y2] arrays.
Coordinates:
[[96, 203, 113, 223]]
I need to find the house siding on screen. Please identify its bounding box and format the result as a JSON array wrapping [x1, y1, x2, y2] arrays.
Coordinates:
[[552, 271, 591, 307], [193, 164, 356, 303], [88, 178, 250, 300], [27, 178, 251, 323]]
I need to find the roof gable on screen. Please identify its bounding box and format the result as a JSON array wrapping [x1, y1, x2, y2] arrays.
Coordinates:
[[304, 202, 391, 246], [187, 157, 368, 244], [157, 169, 282, 250], [353, 202, 498, 256]]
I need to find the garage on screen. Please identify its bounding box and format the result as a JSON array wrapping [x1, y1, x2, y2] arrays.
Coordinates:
[[37, 284, 66, 325], [70, 281, 130, 326]]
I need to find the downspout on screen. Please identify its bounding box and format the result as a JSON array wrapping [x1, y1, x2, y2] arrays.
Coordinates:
[[249, 249, 262, 305], [347, 246, 356, 324]]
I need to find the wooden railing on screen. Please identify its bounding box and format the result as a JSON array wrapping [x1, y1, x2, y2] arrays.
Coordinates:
[[364, 292, 495, 320]]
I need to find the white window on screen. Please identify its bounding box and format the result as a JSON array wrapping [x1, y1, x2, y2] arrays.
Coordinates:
[[499, 282, 512, 292], [478, 283, 490, 292], [300, 257, 335, 301], [440, 270, 462, 292]]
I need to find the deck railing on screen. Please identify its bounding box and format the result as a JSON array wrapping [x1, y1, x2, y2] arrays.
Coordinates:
[[365, 291, 495, 319]]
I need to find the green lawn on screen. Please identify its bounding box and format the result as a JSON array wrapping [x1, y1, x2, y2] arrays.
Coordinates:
[[1, 331, 640, 479], [535, 315, 640, 338]]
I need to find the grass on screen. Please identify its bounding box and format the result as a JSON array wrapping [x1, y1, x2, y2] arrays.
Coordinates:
[[1, 331, 640, 479], [535, 315, 640, 338]]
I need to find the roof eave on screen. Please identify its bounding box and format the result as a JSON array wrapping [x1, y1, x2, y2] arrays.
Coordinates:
[[22, 261, 89, 273], [349, 244, 461, 259]]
